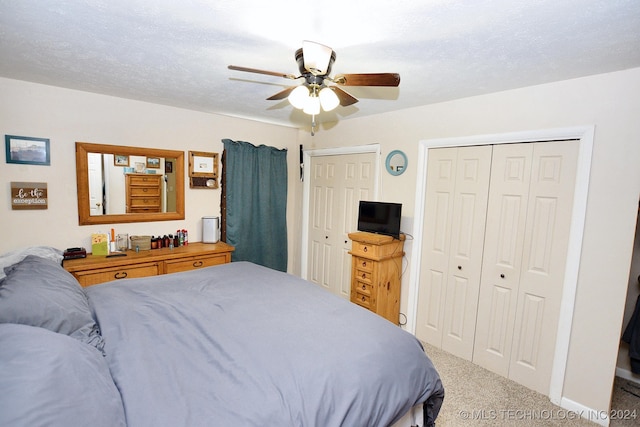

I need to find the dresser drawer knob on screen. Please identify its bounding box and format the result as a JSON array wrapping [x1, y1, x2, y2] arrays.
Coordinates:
[[363, 246, 368, 252], [361, 261, 367, 267], [362, 273, 366, 279], [193, 261, 204, 268], [114, 272, 128, 279], [362, 284, 366, 290]]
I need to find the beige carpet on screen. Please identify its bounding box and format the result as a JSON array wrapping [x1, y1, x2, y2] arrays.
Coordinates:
[[423, 342, 640, 426]]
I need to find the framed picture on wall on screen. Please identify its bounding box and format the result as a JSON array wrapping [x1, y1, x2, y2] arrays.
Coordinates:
[[146, 157, 160, 169], [5, 135, 50, 166], [188, 150, 219, 189], [114, 154, 129, 166]]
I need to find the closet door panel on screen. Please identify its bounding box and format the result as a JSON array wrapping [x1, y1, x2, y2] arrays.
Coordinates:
[[473, 143, 533, 376], [415, 148, 457, 346], [509, 140, 579, 393], [442, 145, 492, 359]]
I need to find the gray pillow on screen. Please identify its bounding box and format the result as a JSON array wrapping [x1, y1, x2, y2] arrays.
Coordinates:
[[0, 246, 62, 280], [0, 255, 104, 352], [0, 323, 125, 427]]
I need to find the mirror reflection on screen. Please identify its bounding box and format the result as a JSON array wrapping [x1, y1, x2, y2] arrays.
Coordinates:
[[76, 142, 185, 226], [386, 150, 407, 176], [389, 153, 405, 172], [87, 153, 178, 215]]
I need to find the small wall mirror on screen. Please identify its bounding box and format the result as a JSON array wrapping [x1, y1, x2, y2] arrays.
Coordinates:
[[76, 142, 185, 225], [386, 150, 408, 176]]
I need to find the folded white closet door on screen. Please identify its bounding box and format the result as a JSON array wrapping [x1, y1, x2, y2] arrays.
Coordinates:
[[441, 146, 491, 359], [473, 140, 578, 394], [415, 147, 457, 348], [472, 143, 534, 377], [415, 145, 491, 359]]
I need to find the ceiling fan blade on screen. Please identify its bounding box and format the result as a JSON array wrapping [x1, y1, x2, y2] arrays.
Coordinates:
[[330, 87, 359, 106], [334, 73, 400, 87], [266, 86, 296, 101], [228, 65, 298, 80]]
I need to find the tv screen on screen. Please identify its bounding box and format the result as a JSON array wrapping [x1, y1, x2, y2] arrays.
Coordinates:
[[357, 201, 402, 239]]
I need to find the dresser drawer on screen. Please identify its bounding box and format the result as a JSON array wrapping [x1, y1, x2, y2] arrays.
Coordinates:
[[351, 240, 403, 260], [130, 197, 160, 208], [128, 175, 161, 186], [164, 254, 229, 274], [354, 257, 373, 272], [352, 290, 375, 310], [354, 280, 374, 296], [130, 186, 160, 197], [73, 262, 161, 287], [128, 206, 161, 213], [355, 268, 372, 283]]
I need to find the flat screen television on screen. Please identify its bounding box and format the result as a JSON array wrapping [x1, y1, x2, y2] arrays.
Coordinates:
[[357, 201, 402, 239]]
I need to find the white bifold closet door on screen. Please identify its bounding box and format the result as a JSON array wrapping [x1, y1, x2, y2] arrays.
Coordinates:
[[415, 145, 492, 359], [416, 140, 578, 395]]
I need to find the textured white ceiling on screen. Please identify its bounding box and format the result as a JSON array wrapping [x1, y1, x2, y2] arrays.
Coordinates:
[[1, 0, 639, 130]]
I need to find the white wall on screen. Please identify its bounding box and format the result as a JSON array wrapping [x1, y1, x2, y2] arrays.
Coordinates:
[[301, 67, 640, 416], [0, 77, 301, 270]]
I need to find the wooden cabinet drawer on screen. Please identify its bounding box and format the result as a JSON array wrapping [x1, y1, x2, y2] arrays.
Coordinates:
[[355, 280, 374, 295], [351, 240, 403, 260], [353, 290, 375, 310], [129, 197, 160, 208], [73, 262, 161, 287], [129, 207, 161, 213], [355, 269, 372, 283], [355, 257, 373, 272], [130, 186, 160, 197], [128, 175, 160, 186], [164, 254, 229, 274]]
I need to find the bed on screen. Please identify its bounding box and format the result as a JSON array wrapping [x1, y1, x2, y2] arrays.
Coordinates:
[[0, 250, 444, 427]]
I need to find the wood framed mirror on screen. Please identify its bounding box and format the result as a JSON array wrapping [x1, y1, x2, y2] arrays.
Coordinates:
[[76, 142, 185, 225]]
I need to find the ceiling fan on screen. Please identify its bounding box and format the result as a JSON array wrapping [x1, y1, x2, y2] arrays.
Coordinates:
[[228, 41, 400, 135]]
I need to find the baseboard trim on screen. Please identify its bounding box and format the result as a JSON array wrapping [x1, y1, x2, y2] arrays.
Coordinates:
[[615, 367, 640, 385], [560, 397, 609, 427]]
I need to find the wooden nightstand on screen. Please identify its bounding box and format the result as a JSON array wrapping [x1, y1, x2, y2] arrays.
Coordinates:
[[348, 231, 405, 324]]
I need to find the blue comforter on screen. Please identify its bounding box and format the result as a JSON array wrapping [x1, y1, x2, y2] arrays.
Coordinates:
[[86, 262, 443, 426]]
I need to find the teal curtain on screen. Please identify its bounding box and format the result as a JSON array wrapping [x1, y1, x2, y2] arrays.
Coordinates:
[[222, 139, 288, 272]]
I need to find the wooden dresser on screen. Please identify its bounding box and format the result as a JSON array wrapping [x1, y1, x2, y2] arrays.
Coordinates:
[[126, 174, 162, 213], [348, 231, 405, 324], [63, 242, 234, 287]]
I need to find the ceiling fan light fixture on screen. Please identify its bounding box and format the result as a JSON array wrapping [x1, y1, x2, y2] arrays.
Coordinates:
[[302, 40, 333, 75], [303, 95, 321, 115], [319, 87, 340, 112], [288, 85, 310, 109]]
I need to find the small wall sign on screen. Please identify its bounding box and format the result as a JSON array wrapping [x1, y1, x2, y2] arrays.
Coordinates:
[[11, 182, 48, 210]]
